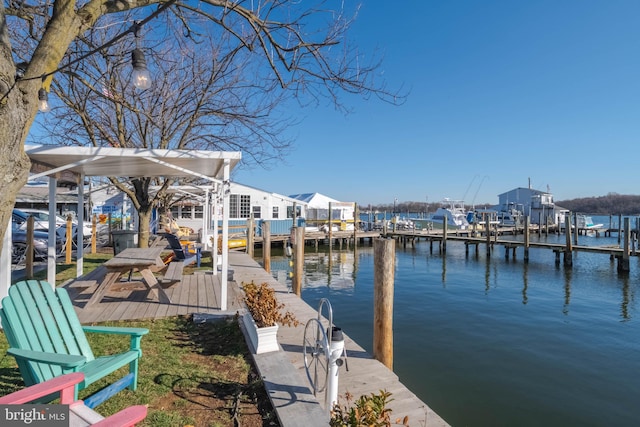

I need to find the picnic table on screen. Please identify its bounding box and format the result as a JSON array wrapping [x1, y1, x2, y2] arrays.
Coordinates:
[[85, 247, 170, 307]]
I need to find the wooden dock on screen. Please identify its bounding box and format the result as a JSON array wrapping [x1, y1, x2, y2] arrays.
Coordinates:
[[228, 251, 450, 427], [255, 229, 381, 249], [61, 252, 449, 426], [384, 221, 637, 272]]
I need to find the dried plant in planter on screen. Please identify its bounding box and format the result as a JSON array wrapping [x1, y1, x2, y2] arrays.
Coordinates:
[[242, 281, 299, 328]]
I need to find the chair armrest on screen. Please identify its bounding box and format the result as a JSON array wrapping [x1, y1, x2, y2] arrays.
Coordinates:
[[7, 348, 86, 369], [82, 326, 149, 353], [82, 326, 149, 337], [92, 405, 148, 427], [0, 373, 84, 404]]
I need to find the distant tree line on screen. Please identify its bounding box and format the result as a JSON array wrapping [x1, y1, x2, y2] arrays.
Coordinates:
[[360, 193, 640, 216], [555, 193, 640, 215]]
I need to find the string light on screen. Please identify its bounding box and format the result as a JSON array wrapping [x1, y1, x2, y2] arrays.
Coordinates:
[[20, 0, 178, 111], [131, 25, 151, 90], [38, 76, 50, 112], [37, 88, 50, 112]]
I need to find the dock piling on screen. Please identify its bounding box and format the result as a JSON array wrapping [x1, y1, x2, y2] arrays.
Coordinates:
[[373, 238, 394, 370], [262, 220, 271, 273], [292, 226, 305, 295]]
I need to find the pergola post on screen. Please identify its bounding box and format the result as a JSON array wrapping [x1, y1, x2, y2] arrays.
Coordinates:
[[220, 159, 231, 311], [212, 188, 220, 275], [202, 188, 210, 251], [47, 177, 57, 286], [76, 173, 85, 277]]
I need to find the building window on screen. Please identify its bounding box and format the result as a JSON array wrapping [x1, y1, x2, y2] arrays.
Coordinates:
[[253, 206, 261, 219], [179, 206, 192, 220], [230, 195, 238, 218], [240, 195, 251, 218], [194, 205, 203, 219], [287, 205, 302, 219], [273, 206, 279, 219], [230, 194, 251, 218]]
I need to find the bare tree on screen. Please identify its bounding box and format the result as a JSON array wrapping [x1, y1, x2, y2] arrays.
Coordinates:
[[47, 22, 295, 245], [0, 0, 403, 252]]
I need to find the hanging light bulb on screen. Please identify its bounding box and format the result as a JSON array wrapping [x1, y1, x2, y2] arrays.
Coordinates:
[[38, 87, 50, 112], [131, 48, 151, 90]]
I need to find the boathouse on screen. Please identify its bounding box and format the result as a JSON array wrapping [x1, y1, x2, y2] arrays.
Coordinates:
[[289, 192, 357, 231], [497, 187, 568, 226]]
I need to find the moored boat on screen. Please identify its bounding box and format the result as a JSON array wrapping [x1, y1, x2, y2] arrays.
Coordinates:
[[427, 199, 470, 230], [576, 214, 604, 232]]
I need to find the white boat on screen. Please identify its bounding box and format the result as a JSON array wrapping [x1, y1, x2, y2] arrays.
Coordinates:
[[390, 215, 414, 230], [576, 214, 604, 232], [426, 199, 470, 230]]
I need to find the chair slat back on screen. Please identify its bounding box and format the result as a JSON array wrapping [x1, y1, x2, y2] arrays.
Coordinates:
[[0, 280, 95, 385], [164, 233, 187, 260]]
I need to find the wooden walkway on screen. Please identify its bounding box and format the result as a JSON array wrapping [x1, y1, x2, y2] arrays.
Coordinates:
[[228, 251, 449, 427]]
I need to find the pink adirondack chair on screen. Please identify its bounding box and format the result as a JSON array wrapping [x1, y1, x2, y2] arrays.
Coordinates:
[[0, 372, 147, 426]]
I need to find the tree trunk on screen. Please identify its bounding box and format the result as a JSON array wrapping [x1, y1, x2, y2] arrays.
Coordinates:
[[0, 2, 92, 254], [0, 143, 31, 251], [137, 207, 153, 248], [0, 87, 37, 253]]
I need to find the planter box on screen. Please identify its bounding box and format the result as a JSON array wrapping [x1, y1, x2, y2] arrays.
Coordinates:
[[242, 312, 279, 354]]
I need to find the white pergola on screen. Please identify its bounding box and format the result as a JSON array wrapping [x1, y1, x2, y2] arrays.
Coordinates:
[[1, 144, 241, 310]]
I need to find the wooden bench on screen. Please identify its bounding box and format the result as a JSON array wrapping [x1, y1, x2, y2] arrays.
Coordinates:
[[67, 265, 108, 291], [162, 261, 184, 286], [149, 234, 167, 247]]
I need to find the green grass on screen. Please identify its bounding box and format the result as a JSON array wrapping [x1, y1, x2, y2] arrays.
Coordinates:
[[0, 316, 275, 426]]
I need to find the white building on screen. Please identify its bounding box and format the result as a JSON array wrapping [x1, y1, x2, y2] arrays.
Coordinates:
[[290, 192, 356, 231], [166, 182, 308, 237], [497, 187, 568, 225]]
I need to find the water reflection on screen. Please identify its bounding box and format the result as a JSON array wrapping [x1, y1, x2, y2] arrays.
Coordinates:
[[441, 254, 447, 285], [563, 268, 572, 316], [484, 257, 490, 293], [284, 248, 363, 291], [522, 262, 528, 305], [620, 274, 631, 321]]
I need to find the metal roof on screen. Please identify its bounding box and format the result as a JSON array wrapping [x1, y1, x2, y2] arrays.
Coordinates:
[[25, 144, 241, 182]]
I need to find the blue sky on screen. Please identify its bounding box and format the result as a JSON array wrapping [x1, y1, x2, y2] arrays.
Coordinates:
[[233, 0, 640, 206]]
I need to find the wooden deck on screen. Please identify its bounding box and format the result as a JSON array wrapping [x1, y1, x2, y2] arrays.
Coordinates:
[[64, 272, 242, 324]]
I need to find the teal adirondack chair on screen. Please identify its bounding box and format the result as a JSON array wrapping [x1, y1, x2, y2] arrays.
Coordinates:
[[0, 280, 149, 409]]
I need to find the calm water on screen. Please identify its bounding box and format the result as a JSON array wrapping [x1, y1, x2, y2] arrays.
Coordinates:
[[266, 222, 640, 427]]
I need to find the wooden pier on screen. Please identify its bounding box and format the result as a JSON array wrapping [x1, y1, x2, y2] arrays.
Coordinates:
[[383, 216, 636, 272], [254, 230, 380, 246]]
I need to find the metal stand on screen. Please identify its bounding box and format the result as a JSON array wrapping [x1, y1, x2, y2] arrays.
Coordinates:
[[302, 298, 348, 410]]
